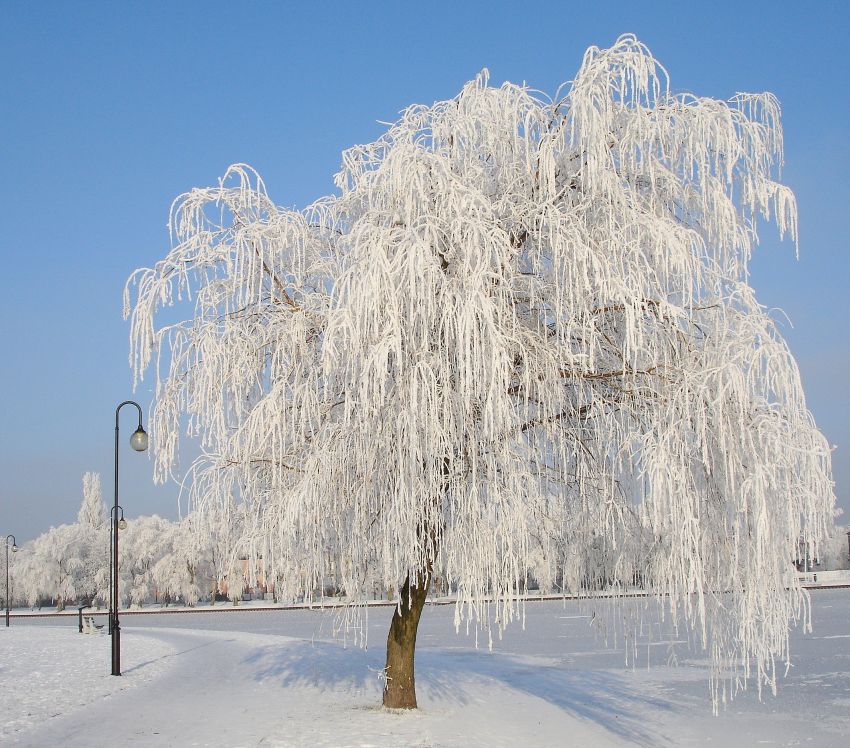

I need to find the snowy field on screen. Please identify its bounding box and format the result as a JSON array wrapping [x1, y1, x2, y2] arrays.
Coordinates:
[[2, 590, 849, 747]]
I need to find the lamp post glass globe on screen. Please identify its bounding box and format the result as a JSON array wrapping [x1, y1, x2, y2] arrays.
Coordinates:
[[11, 545, 17, 553], [129, 426, 148, 452], [118, 518, 128, 531]]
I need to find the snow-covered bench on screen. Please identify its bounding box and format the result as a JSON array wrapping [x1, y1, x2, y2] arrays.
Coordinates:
[[81, 616, 104, 634]]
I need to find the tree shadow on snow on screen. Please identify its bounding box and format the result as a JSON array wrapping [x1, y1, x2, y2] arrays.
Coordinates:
[[421, 650, 674, 746], [243, 640, 675, 746], [243, 639, 381, 693], [122, 636, 234, 674]]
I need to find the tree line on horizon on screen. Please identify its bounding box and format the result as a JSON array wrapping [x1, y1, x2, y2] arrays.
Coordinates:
[[4, 473, 247, 611], [3, 471, 848, 613]]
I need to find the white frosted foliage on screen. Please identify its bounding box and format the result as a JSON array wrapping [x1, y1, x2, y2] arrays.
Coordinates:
[[78, 472, 107, 530], [125, 35, 834, 704]]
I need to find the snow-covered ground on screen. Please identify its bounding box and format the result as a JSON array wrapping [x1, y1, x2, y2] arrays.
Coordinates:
[[0, 627, 176, 739], [2, 590, 849, 747]]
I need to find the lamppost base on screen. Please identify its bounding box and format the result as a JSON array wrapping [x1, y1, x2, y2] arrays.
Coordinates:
[[111, 622, 121, 676]]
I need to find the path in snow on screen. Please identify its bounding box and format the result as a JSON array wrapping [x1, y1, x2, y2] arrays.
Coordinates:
[[7, 627, 640, 748], [3, 591, 849, 747]]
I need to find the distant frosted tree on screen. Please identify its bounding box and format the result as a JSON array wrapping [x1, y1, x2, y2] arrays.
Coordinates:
[[25, 525, 84, 610], [125, 35, 835, 708], [12, 474, 111, 610], [118, 514, 173, 607], [77, 472, 107, 530], [224, 554, 246, 605], [187, 496, 251, 605], [75, 472, 109, 604], [817, 517, 850, 571], [12, 547, 40, 608], [152, 518, 205, 606]]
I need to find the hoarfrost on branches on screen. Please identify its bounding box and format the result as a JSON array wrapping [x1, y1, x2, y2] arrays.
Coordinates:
[[78, 472, 107, 530], [118, 514, 177, 607], [125, 35, 834, 704], [13, 474, 109, 609]]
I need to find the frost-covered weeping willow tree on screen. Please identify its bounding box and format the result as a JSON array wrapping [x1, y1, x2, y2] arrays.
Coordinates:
[[126, 35, 834, 709]]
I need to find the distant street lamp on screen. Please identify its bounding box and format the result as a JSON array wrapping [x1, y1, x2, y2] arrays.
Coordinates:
[[5, 534, 18, 627], [112, 401, 148, 676], [108, 505, 129, 635]]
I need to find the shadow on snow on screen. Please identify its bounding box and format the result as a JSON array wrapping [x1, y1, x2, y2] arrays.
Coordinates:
[[242, 640, 676, 746]]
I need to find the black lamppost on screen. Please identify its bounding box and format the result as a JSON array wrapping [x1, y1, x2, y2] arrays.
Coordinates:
[[108, 505, 128, 635], [5, 534, 17, 627], [112, 401, 148, 676]]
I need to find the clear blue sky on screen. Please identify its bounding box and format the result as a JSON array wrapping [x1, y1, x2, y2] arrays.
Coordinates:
[[1, 1, 848, 542]]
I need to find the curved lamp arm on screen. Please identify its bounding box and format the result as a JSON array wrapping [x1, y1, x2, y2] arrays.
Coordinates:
[[116, 401, 148, 452]]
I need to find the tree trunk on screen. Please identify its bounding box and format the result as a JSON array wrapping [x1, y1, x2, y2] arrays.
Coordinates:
[[383, 461, 444, 709], [383, 570, 430, 709]]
